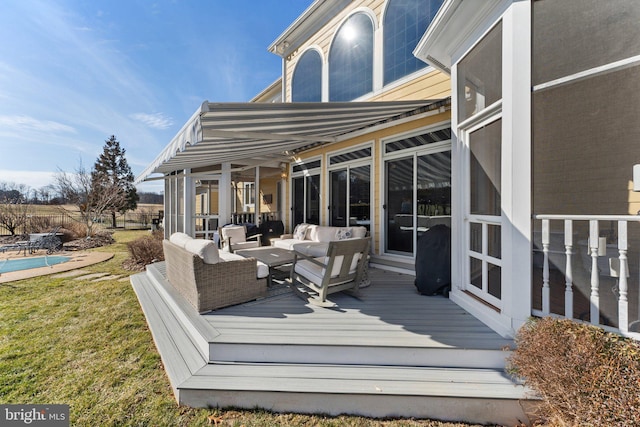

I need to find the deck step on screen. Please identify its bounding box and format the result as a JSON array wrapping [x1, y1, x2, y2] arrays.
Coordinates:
[[131, 272, 208, 394], [179, 362, 532, 425], [131, 265, 537, 426]]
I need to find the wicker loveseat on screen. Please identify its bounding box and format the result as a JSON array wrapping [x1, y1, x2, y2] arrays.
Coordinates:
[[163, 233, 268, 313]]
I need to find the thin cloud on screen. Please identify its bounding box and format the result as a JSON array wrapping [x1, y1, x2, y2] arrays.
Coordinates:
[[0, 115, 76, 134], [130, 113, 174, 130]]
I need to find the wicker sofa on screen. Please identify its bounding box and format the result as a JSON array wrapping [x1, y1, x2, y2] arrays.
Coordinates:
[[163, 233, 268, 313]]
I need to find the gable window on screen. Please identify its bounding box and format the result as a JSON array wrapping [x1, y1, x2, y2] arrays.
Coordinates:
[[329, 12, 374, 101], [292, 49, 322, 102], [383, 0, 443, 86]]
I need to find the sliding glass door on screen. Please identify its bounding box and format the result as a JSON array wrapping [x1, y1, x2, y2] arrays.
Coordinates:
[[383, 127, 452, 257], [329, 165, 371, 229]]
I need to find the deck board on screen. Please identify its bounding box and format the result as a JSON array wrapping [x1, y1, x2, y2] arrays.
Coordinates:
[[204, 268, 513, 351], [184, 363, 525, 399]]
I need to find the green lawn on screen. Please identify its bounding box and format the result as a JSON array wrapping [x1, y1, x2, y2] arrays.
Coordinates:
[[0, 230, 482, 426]]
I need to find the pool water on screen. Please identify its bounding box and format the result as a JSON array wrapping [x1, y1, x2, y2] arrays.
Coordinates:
[[0, 256, 71, 273]]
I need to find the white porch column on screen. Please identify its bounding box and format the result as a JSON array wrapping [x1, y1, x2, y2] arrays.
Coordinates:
[[183, 168, 194, 235], [219, 163, 232, 226], [501, 1, 532, 334], [281, 166, 288, 226], [255, 166, 261, 224], [163, 175, 171, 239]]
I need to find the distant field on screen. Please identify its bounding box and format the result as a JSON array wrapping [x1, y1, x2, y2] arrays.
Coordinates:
[[25, 204, 163, 215], [0, 204, 163, 235]]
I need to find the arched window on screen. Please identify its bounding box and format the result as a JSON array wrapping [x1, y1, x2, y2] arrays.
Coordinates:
[[383, 0, 443, 85], [329, 12, 374, 101], [292, 49, 322, 102]]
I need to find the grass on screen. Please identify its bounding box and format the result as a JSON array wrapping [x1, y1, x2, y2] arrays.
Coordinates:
[[0, 230, 483, 426]]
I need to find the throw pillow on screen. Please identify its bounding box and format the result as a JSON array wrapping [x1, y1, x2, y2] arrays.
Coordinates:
[[293, 223, 309, 240], [336, 227, 353, 240]]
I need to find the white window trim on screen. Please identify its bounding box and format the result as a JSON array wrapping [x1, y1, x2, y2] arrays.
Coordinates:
[[533, 53, 640, 93]]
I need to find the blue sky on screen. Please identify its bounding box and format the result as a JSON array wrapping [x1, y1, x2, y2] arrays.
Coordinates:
[[0, 1, 309, 193]]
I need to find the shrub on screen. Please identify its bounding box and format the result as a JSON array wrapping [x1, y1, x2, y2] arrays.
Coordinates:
[[61, 221, 90, 239], [124, 230, 164, 270], [508, 317, 640, 426]]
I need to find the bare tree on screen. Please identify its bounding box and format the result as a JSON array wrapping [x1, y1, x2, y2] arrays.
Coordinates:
[[54, 162, 126, 237], [0, 181, 32, 235]]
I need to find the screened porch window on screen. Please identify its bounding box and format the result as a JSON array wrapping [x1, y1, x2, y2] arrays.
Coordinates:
[[457, 22, 502, 122]]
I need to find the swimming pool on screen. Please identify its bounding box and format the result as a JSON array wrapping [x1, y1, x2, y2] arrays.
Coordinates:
[[0, 256, 71, 274]]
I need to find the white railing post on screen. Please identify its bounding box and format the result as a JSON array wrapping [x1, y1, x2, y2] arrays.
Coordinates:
[[542, 219, 550, 315], [618, 221, 629, 333], [589, 220, 600, 325], [564, 220, 573, 319]]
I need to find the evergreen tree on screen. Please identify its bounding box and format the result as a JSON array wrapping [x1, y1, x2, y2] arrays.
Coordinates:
[[92, 135, 138, 228]]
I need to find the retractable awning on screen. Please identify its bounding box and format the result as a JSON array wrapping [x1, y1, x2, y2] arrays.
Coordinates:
[[136, 99, 448, 183]]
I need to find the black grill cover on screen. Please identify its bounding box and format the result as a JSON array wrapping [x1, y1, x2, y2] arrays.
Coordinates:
[[258, 220, 285, 246], [415, 224, 451, 296]]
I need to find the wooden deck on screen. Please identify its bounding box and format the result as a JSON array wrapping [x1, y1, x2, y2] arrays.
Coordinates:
[[131, 262, 537, 425]]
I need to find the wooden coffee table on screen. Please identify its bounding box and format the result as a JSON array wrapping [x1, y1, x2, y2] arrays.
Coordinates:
[[235, 247, 295, 287]]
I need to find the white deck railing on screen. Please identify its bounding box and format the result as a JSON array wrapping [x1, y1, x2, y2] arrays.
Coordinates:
[[533, 214, 640, 338]]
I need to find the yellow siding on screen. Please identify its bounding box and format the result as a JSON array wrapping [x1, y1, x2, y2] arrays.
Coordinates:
[[209, 191, 219, 214], [259, 175, 279, 214], [369, 71, 451, 101]]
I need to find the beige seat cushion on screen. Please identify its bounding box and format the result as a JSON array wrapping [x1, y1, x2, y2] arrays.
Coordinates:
[[219, 251, 269, 279], [292, 241, 329, 257]]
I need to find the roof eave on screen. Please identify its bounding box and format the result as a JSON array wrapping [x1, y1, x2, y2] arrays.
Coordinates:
[[414, 0, 507, 74], [268, 0, 351, 58]]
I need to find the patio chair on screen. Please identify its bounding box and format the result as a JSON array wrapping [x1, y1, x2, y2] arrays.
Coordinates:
[[219, 224, 262, 253], [0, 239, 31, 256], [290, 237, 370, 307]]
